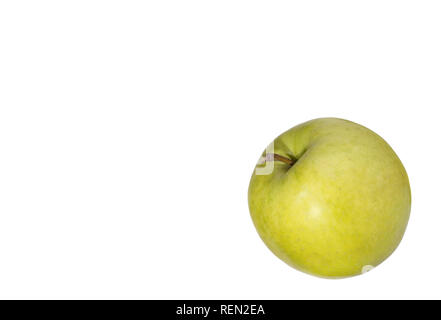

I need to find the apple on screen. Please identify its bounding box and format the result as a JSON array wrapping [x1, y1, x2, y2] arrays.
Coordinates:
[[248, 118, 411, 278]]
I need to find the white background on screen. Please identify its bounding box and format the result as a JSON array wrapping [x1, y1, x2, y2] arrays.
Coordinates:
[[0, 1, 440, 299]]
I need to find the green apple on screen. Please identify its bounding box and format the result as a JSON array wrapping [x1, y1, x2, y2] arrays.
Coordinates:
[[248, 118, 411, 278]]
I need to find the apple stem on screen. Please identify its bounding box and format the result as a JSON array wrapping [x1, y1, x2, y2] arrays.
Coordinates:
[[265, 153, 296, 166]]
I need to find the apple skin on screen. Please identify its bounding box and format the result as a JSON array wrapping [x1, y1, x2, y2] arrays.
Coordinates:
[[248, 118, 411, 278]]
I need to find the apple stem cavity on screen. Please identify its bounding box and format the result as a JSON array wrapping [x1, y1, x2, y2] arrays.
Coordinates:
[[265, 153, 296, 167]]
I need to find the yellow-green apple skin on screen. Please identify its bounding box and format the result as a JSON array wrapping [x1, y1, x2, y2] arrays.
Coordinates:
[[248, 118, 411, 278]]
